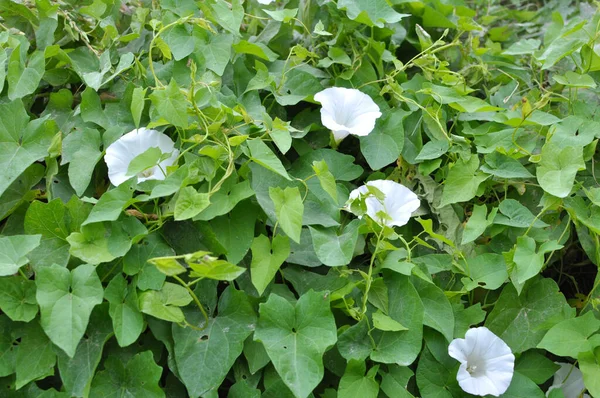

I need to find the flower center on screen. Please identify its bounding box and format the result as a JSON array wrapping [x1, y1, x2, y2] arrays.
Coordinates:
[[466, 359, 485, 376], [138, 168, 154, 179]]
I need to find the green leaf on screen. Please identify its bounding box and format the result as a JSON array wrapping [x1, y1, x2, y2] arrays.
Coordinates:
[[269, 186, 304, 243], [0, 315, 16, 377], [80, 87, 109, 128], [515, 350, 560, 384], [62, 128, 103, 195], [370, 275, 424, 365], [202, 33, 233, 76], [461, 253, 508, 291], [8, 47, 45, 100], [255, 290, 337, 398], [164, 24, 195, 61], [15, 322, 57, 389], [57, 304, 113, 397], [105, 274, 145, 347], [486, 277, 574, 353], [537, 142, 585, 198], [513, 236, 563, 284], [232, 40, 278, 61], [187, 255, 246, 281], [416, 347, 458, 398], [481, 152, 534, 179], [414, 279, 454, 342], [538, 36, 586, 70], [0, 48, 7, 93], [380, 365, 414, 398], [500, 371, 545, 398], [537, 311, 600, 357], [309, 220, 360, 267], [131, 87, 147, 128], [36, 263, 104, 357], [251, 234, 290, 295], [338, 320, 373, 362], [462, 204, 497, 245], [0, 276, 37, 322], [83, 182, 134, 225], [67, 223, 117, 265], [149, 79, 189, 128], [0, 234, 41, 276], [0, 162, 43, 220], [247, 139, 291, 180], [89, 351, 164, 398], [148, 257, 187, 276], [416, 218, 455, 248], [312, 160, 337, 202], [338, 360, 379, 398], [124, 233, 174, 290], [228, 381, 262, 398], [174, 187, 211, 221], [453, 303, 486, 338], [579, 350, 600, 398], [269, 117, 293, 155], [372, 311, 408, 332], [359, 129, 400, 171], [0, 100, 55, 197], [138, 282, 192, 323], [415, 140, 449, 161], [504, 38, 541, 55], [194, 180, 254, 221], [337, 0, 409, 27], [200, 0, 243, 34], [24, 199, 78, 268], [494, 199, 549, 229], [174, 287, 256, 397], [126, 147, 163, 177], [209, 201, 257, 265], [552, 71, 597, 88], [263, 8, 298, 22], [440, 156, 489, 207]]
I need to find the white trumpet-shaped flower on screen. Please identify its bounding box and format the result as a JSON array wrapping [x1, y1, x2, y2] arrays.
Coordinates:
[[104, 128, 179, 187], [448, 327, 515, 397], [546, 362, 590, 398], [314, 87, 382, 144], [347, 180, 420, 228], [257, 0, 274, 4]]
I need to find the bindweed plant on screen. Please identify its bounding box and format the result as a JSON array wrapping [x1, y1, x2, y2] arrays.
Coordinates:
[[1, 0, 600, 397]]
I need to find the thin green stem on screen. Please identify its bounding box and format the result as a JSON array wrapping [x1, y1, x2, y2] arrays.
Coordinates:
[[173, 274, 209, 330], [360, 228, 385, 318]]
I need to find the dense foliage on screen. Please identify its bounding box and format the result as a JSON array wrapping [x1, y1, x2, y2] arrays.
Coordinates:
[[1, 0, 600, 396]]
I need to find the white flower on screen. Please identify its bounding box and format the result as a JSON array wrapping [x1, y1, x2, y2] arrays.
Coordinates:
[[257, 0, 274, 4], [314, 87, 382, 144], [547, 362, 590, 398], [448, 327, 515, 397], [104, 128, 179, 187], [347, 180, 420, 228]]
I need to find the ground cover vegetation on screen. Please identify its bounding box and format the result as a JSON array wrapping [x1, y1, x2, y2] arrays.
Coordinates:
[[0, 0, 600, 396]]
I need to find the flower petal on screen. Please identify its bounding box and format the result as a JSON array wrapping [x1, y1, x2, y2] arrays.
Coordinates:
[[456, 365, 506, 397], [449, 327, 515, 397], [347, 180, 420, 227], [547, 362, 587, 398], [314, 87, 382, 141], [365, 180, 420, 227], [104, 128, 178, 186]]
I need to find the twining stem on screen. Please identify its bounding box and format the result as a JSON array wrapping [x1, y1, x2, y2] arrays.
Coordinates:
[[173, 274, 209, 331], [360, 228, 385, 318]]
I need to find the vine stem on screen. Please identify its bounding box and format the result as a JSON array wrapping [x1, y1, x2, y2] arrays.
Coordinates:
[[173, 274, 209, 331], [360, 227, 385, 319]]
